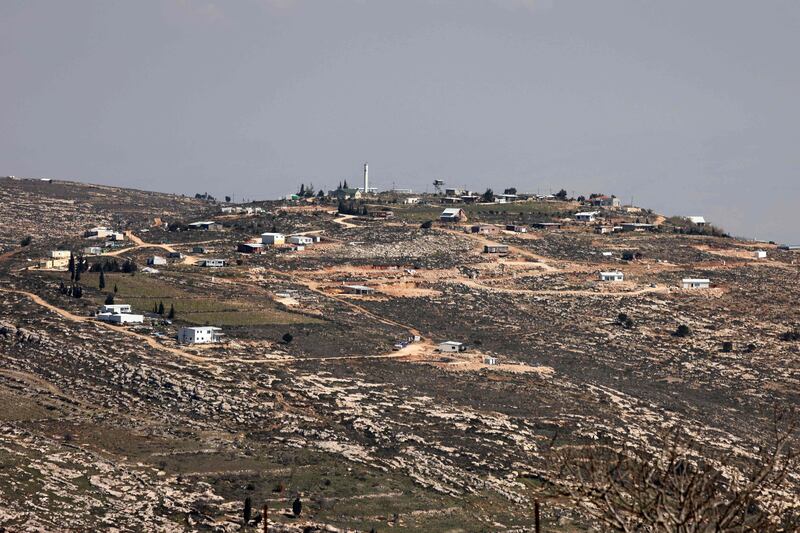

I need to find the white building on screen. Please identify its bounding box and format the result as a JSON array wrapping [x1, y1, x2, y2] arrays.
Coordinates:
[[682, 278, 710, 289], [599, 271, 624, 282], [177, 326, 223, 344], [261, 232, 285, 245], [84, 227, 113, 239], [484, 356, 498, 365], [101, 304, 132, 314], [575, 211, 600, 222], [754, 250, 767, 259], [687, 216, 706, 226], [438, 341, 466, 353], [343, 284, 375, 295], [201, 259, 226, 267], [288, 235, 314, 245], [50, 250, 72, 259], [403, 197, 421, 205], [83, 246, 102, 255], [96, 312, 144, 324], [440, 208, 467, 222], [147, 256, 167, 266]]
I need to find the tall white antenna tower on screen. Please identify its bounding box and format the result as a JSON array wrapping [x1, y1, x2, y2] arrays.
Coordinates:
[[363, 162, 369, 193]]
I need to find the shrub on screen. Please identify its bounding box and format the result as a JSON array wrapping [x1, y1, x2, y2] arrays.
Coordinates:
[[674, 324, 692, 338], [721, 341, 733, 353], [19, 235, 32, 246]]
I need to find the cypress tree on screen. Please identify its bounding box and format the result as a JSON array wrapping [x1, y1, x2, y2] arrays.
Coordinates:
[[158, 301, 165, 315], [243, 496, 252, 524], [168, 304, 175, 320], [99, 270, 106, 290]]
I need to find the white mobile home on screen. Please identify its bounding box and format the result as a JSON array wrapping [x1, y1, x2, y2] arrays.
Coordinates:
[[440, 208, 467, 223], [438, 341, 466, 353], [288, 235, 314, 245], [575, 211, 599, 222], [599, 271, 624, 282], [343, 285, 375, 295], [682, 278, 710, 289], [147, 256, 167, 266], [84, 227, 113, 239], [201, 259, 226, 267], [754, 250, 767, 259], [261, 232, 285, 245], [177, 326, 224, 344]]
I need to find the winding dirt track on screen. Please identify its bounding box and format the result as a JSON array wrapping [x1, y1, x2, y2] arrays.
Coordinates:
[[331, 214, 359, 229]]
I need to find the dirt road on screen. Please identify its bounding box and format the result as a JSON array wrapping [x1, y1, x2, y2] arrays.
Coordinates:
[[332, 214, 359, 229]]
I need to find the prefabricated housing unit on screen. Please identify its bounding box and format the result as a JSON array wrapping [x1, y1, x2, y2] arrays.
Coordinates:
[[575, 211, 599, 222], [288, 235, 314, 245], [237, 243, 265, 254], [484, 244, 509, 254], [599, 271, 625, 282], [343, 285, 375, 295], [682, 278, 710, 289], [177, 326, 224, 344], [754, 250, 767, 259], [147, 256, 167, 266], [95, 312, 144, 324], [50, 250, 72, 259], [438, 341, 466, 353], [201, 259, 226, 267], [440, 208, 467, 222], [261, 232, 285, 245], [505, 224, 527, 233], [100, 304, 132, 314]]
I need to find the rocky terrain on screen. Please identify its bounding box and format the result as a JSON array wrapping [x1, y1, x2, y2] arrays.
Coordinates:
[[0, 177, 798, 532]]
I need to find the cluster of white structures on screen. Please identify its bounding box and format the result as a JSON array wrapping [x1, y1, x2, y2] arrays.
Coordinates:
[[95, 304, 144, 324]]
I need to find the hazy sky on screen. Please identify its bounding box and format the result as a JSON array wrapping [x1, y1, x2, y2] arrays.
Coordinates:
[[2, 1, 798, 243]]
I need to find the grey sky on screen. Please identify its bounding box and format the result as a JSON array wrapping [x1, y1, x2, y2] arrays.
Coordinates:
[[2, 1, 798, 243]]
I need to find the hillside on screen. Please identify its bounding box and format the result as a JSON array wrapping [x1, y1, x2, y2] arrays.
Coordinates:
[[0, 178, 798, 532]]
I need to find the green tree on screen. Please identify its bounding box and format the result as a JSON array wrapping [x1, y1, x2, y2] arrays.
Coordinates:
[[113, 283, 118, 294], [104, 293, 114, 305], [282, 332, 293, 344], [482, 188, 494, 203], [168, 304, 175, 320], [99, 270, 106, 290], [20, 235, 32, 246], [157, 301, 165, 315]]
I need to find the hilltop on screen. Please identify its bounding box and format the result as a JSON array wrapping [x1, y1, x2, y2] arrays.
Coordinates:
[[0, 177, 798, 531]]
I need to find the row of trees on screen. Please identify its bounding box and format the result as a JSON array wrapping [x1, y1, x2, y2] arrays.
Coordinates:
[[151, 301, 175, 319]]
